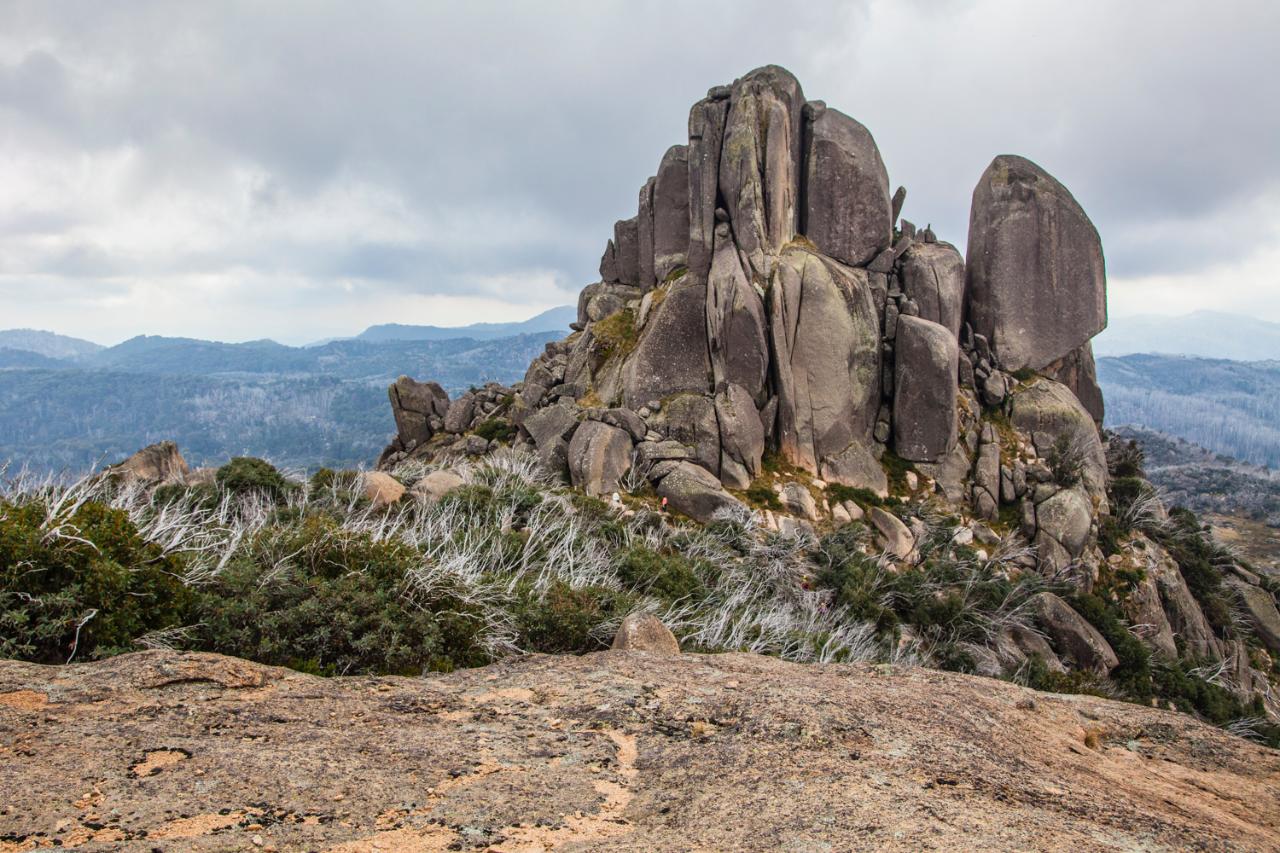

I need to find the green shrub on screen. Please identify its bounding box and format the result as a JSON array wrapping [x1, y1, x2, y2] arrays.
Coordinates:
[[1157, 508, 1233, 635], [616, 546, 705, 602], [510, 580, 633, 654], [191, 516, 487, 675], [825, 483, 882, 508], [216, 457, 290, 500], [1069, 592, 1152, 699], [880, 451, 916, 495], [1045, 434, 1083, 488], [0, 499, 191, 663], [745, 483, 782, 510], [474, 418, 516, 444]]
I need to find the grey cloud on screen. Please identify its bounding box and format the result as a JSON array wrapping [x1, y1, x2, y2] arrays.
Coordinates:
[[0, 0, 1277, 341]]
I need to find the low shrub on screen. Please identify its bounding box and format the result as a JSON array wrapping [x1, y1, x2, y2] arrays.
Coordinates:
[[0, 498, 191, 663], [744, 483, 782, 510], [216, 457, 290, 500], [825, 483, 882, 508], [616, 545, 705, 602], [474, 418, 517, 444], [510, 580, 634, 654], [191, 516, 488, 675]]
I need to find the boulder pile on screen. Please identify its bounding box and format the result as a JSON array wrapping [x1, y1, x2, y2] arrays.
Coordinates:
[[376, 66, 1279, 701], [380, 64, 1106, 537]]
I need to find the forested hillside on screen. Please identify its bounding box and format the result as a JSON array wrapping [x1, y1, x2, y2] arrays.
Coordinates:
[[1098, 354, 1280, 468]]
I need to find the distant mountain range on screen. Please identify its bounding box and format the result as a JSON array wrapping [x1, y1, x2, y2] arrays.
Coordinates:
[[6, 308, 1280, 478], [1094, 311, 1280, 360], [0, 307, 576, 474], [349, 305, 577, 344], [1098, 354, 1280, 469]]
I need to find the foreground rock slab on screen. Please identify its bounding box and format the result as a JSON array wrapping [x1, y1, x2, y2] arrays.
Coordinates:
[[2, 651, 1278, 851]]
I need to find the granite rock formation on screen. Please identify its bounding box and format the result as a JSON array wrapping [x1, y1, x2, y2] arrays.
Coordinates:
[[375, 66, 1279, 704]]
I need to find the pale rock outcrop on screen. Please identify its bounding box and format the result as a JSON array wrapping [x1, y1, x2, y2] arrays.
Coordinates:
[[361, 472, 405, 509], [107, 441, 190, 484], [612, 613, 681, 654], [966, 155, 1107, 371], [411, 469, 465, 504], [869, 507, 914, 559]]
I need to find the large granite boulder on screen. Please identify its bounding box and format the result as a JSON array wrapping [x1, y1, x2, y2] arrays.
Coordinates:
[[715, 384, 765, 489], [650, 393, 721, 477], [769, 247, 880, 477], [686, 92, 730, 282], [656, 461, 743, 524], [893, 316, 959, 463], [567, 421, 633, 497], [622, 280, 712, 410], [706, 222, 769, 399], [801, 103, 891, 267], [1150, 540, 1222, 661], [443, 393, 476, 434], [900, 241, 965, 338], [389, 376, 450, 448], [652, 145, 690, 283], [1120, 535, 1179, 660], [1033, 486, 1093, 577], [719, 66, 805, 282], [523, 403, 579, 477], [613, 216, 640, 287], [966, 155, 1106, 371], [1010, 379, 1108, 507], [1031, 592, 1118, 675]]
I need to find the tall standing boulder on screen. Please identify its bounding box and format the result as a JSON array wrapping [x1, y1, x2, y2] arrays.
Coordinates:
[[567, 421, 633, 497], [653, 145, 691, 283], [801, 103, 892, 267], [965, 155, 1106, 371], [719, 66, 805, 282], [706, 222, 769, 399], [686, 92, 731, 282], [638, 177, 657, 290], [769, 247, 881, 477], [893, 316, 959, 463], [714, 383, 765, 489], [614, 217, 640, 287], [900, 241, 965, 338]]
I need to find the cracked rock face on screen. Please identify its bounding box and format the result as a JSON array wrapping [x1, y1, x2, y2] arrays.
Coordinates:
[[381, 64, 1114, 579]]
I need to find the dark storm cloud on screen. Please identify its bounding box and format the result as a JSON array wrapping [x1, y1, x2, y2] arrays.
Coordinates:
[[0, 0, 1276, 343]]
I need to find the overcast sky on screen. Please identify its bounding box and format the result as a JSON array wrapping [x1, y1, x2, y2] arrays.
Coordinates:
[[1, 1, 1277, 345]]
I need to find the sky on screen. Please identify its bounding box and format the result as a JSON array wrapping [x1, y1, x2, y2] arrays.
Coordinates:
[[0, 0, 1277, 346]]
